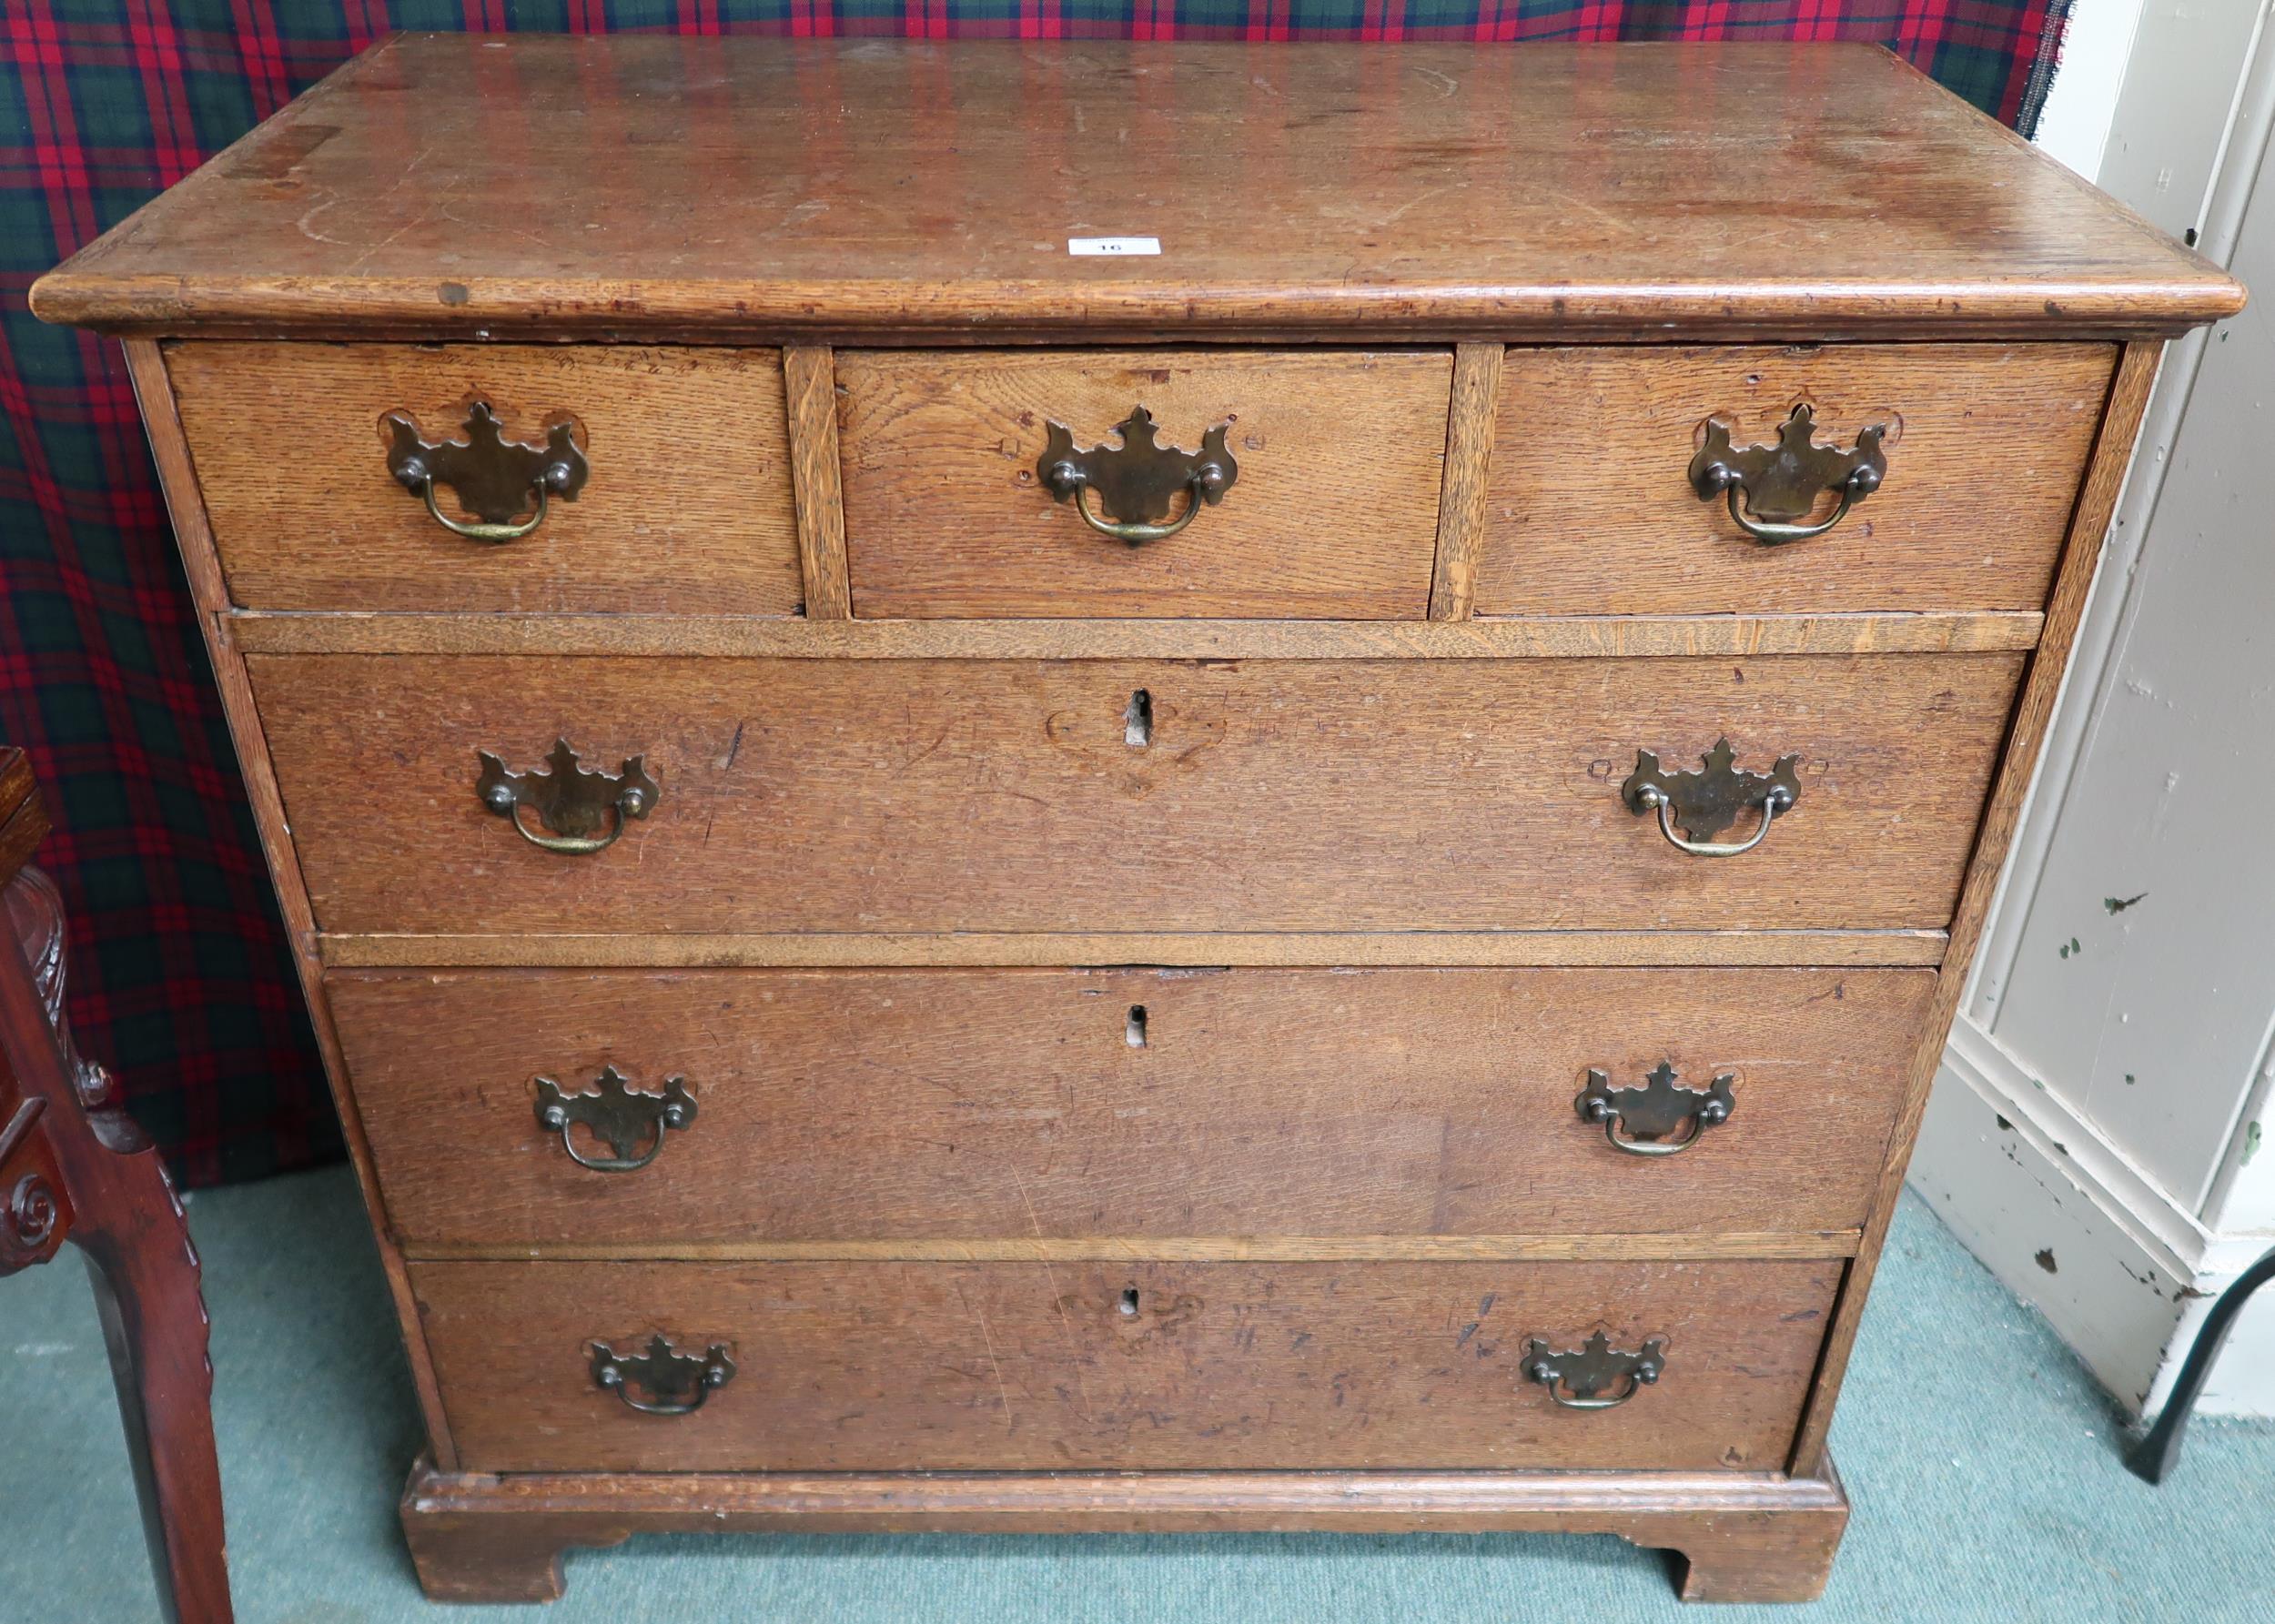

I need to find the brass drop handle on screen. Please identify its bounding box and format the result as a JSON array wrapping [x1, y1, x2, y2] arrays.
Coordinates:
[[476, 744, 655, 854], [410, 475, 558, 542], [1688, 403, 1886, 546], [535, 1067, 697, 1173], [590, 1335, 734, 1417], [1523, 1331, 1666, 1411], [1621, 739, 1801, 859], [475, 739, 659, 856], [1635, 783, 1791, 858], [1068, 483, 1203, 544], [383, 401, 588, 543], [1576, 1064, 1735, 1157], [1037, 407, 1239, 546], [1714, 481, 1860, 547]]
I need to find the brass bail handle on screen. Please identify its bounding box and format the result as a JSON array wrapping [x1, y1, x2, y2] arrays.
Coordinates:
[[1688, 403, 1887, 545], [589, 1336, 735, 1417], [1576, 1064, 1736, 1158], [1523, 1332, 1667, 1411], [1070, 482, 1203, 544], [1636, 782, 1792, 858], [535, 1068, 698, 1174], [1620, 740, 1803, 860], [475, 740, 659, 856], [1037, 407, 1239, 545], [383, 400, 589, 542]]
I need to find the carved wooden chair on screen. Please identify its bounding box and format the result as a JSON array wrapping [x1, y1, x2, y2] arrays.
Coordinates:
[[0, 747, 234, 1622]]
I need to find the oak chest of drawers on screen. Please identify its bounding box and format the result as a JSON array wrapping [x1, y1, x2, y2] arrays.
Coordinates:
[[34, 34, 2242, 1605]]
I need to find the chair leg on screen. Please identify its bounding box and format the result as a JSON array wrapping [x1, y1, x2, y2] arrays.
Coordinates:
[[2127, 1243, 2275, 1485], [74, 1172, 234, 1624], [2, 864, 233, 1621]]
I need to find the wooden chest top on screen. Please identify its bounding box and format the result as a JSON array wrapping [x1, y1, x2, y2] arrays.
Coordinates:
[[31, 35, 2240, 342]]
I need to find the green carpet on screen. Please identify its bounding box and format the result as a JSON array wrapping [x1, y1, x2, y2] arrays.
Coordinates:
[[2, 1169, 2269, 1622]]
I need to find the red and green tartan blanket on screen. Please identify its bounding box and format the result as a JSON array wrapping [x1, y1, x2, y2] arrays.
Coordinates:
[[0, 2, 2073, 1185]]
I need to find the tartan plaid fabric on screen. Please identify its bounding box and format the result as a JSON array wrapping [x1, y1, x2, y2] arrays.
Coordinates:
[[1, 1, 2072, 1186]]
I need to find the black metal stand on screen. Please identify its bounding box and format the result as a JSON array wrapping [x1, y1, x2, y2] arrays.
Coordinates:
[[2126, 1243, 2275, 1484]]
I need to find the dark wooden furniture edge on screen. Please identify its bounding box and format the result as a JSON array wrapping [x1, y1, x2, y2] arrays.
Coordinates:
[[2, 759, 235, 1621], [401, 1455, 1849, 1606], [33, 308, 2236, 348]]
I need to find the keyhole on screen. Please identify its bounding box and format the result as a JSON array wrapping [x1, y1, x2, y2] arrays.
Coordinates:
[[1119, 1286, 1141, 1316], [1124, 689, 1153, 748], [1126, 1004, 1148, 1048]]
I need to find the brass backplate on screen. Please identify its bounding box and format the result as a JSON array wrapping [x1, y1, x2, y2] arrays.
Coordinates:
[[383, 400, 589, 524], [1522, 1329, 1668, 1400], [1620, 739, 1802, 844], [1687, 402, 1886, 522], [1036, 406, 1238, 523], [476, 739, 658, 841], [1577, 1063, 1736, 1140]]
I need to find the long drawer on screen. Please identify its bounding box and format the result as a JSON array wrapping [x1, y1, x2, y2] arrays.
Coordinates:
[[248, 652, 2022, 936], [337, 966, 1927, 1249], [412, 1257, 1839, 1474]]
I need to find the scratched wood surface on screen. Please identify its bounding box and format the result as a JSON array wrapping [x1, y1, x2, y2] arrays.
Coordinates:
[[837, 348, 1451, 619], [398, 1457, 1850, 1605], [226, 610, 2047, 660], [246, 651, 2022, 937], [411, 1256, 1840, 1473], [1427, 343, 1506, 620], [316, 928, 1950, 971], [331, 965, 1930, 1250], [1477, 344, 2117, 615], [31, 38, 2240, 340], [166, 340, 804, 614], [782, 346, 852, 619]]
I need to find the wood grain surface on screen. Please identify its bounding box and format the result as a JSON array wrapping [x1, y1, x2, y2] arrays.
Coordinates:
[[32, 39, 2240, 340], [405, 1235, 1859, 1264], [1477, 344, 2114, 615], [316, 929, 1949, 971], [227, 610, 2046, 661], [1428, 343, 1505, 620], [782, 345, 852, 619], [398, 1456, 1849, 1605], [330, 965, 1930, 1250], [411, 1256, 1839, 1473], [247, 651, 2022, 936], [838, 348, 1451, 618], [166, 340, 803, 613]]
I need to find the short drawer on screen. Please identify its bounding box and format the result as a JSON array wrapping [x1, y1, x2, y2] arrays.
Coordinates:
[[412, 1257, 1838, 1473], [248, 651, 2020, 935], [837, 348, 1452, 618], [166, 341, 804, 613], [335, 966, 1929, 1249], [1475, 343, 2115, 615]]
